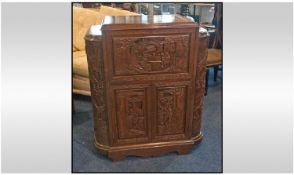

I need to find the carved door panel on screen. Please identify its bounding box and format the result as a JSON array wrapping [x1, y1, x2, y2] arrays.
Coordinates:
[[110, 86, 151, 145], [152, 81, 193, 142], [112, 35, 190, 75], [110, 82, 193, 145], [103, 28, 197, 83]]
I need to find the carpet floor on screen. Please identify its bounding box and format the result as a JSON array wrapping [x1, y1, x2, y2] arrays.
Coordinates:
[[72, 69, 222, 172]]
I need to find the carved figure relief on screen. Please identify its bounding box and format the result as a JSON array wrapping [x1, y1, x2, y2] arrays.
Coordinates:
[[113, 35, 190, 75], [127, 95, 145, 135], [157, 87, 186, 136], [116, 90, 147, 139]]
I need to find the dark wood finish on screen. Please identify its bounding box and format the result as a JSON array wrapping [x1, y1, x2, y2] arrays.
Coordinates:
[[85, 15, 208, 161], [194, 29, 209, 128]]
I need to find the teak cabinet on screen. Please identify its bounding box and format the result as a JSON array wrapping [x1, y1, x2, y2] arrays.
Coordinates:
[[85, 15, 208, 161]]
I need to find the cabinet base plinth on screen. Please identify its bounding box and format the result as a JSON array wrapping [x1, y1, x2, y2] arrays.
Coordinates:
[[94, 133, 203, 161]]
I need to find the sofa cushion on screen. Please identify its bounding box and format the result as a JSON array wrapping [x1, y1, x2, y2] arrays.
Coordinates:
[[73, 50, 89, 77], [73, 6, 140, 96], [73, 74, 91, 96], [73, 7, 104, 51], [98, 5, 140, 16]]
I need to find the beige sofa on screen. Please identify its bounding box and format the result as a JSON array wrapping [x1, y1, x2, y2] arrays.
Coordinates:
[[73, 6, 139, 96]]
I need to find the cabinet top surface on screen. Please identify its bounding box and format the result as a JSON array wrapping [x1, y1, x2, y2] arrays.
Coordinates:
[[86, 15, 199, 40], [102, 15, 195, 25]]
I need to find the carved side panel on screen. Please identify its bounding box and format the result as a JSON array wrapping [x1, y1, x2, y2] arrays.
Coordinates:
[[156, 86, 187, 136], [85, 38, 109, 145], [115, 89, 147, 139], [112, 35, 190, 75], [193, 33, 209, 136]]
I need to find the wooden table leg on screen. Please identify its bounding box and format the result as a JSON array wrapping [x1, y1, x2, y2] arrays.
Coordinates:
[[72, 97, 75, 114], [205, 68, 209, 96], [213, 65, 219, 82]]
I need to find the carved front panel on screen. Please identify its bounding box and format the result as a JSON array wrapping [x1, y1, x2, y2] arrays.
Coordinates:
[[112, 35, 190, 75], [156, 86, 187, 136], [115, 89, 147, 139]]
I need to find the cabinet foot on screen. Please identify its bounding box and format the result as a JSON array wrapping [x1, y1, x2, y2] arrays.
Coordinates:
[[94, 133, 203, 161], [177, 146, 193, 155], [108, 153, 126, 161]]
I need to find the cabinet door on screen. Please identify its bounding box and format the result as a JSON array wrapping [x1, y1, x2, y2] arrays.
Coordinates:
[[152, 81, 193, 142], [110, 86, 151, 145]]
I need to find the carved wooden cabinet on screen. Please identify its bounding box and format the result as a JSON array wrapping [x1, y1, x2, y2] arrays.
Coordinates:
[[85, 15, 208, 161]]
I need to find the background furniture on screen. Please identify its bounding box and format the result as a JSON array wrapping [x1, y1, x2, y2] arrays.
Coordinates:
[[205, 49, 222, 94], [85, 15, 209, 161], [136, 3, 176, 15], [207, 49, 222, 81], [205, 3, 222, 95], [73, 6, 139, 96]]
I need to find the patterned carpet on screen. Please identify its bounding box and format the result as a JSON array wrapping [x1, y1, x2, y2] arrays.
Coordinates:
[[72, 69, 222, 172]]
